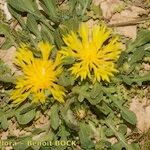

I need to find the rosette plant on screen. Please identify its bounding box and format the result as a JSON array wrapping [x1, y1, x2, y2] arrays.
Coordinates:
[[0, 0, 150, 150]]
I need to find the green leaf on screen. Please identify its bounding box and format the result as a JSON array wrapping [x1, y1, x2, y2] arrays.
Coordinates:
[[0, 75, 16, 83], [7, 0, 35, 13], [78, 94, 85, 102], [121, 73, 150, 86], [38, 1, 50, 16], [61, 17, 79, 33], [88, 94, 102, 105], [0, 60, 11, 74], [62, 57, 75, 65], [105, 120, 134, 150], [111, 142, 125, 150], [0, 38, 14, 49], [127, 30, 150, 52], [1, 116, 8, 130], [96, 140, 111, 150], [121, 107, 137, 125], [117, 51, 128, 67], [96, 102, 112, 115], [79, 0, 91, 16], [42, 0, 57, 16], [91, 3, 102, 16], [50, 104, 60, 130], [57, 126, 70, 140], [41, 0, 59, 23], [79, 123, 95, 150], [0, 22, 10, 35], [58, 71, 75, 87], [102, 86, 137, 125], [63, 109, 78, 130], [31, 128, 45, 135], [72, 84, 89, 102], [0, 109, 15, 130], [121, 75, 133, 85], [145, 51, 150, 57], [89, 83, 103, 105], [0, 22, 14, 44], [90, 83, 101, 99], [20, 103, 38, 115], [79, 0, 91, 8], [26, 14, 40, 37], [118, 124, 127, 135], [41, 24, 54, 44], [0, 61, 15, 83], [61, 98, 78, 130], [129, 143, 140, 150], [55, 126, 70, 150], [53, 29, 64, 49], [129, 47, 145, 64], [7, 5, 26, 28], [101, 86, 136, 125], [32, 131, 54, 142], [136, 30, 150, 46], [30, 0, 42, 16], [69, 0, 77, 13], [88, 121, 100, 139], [16, 109, 36, 125], [105, 128, 114, 137], [111, 97, 137, 125]]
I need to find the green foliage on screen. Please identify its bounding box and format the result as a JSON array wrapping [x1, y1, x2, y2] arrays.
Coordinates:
[[118, 30, 150, 86], [50, 103, 60, 130], [0, 0, 150, 150], [79, 123, 95, 150], [0, 59, 15, 83], [0, 110, 9, 130], [16, 108, 36, 125], [0, 0, 95, 50], [0, 22, 15, 49]]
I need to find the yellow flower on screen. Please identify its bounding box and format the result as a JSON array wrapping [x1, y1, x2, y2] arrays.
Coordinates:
[[10, 41, 65, 104], [61, 23, 122, 82]]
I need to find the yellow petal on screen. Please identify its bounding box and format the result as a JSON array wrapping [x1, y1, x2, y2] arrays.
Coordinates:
[[10, 41, 66, 104], [38, 41, 53, 60]]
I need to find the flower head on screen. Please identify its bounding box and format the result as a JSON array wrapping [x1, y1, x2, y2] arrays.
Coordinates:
[[10, 41, 65, 104], [61, 23, 122, 82]]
